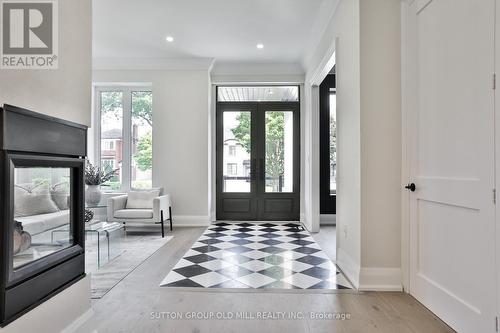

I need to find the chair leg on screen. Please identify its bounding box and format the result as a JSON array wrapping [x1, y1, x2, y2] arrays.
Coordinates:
[[161, 210, 165, 238], [169, 206, 173, 231]]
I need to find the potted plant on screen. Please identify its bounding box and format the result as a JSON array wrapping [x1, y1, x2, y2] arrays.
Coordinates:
[[85, 162, 118, 206]]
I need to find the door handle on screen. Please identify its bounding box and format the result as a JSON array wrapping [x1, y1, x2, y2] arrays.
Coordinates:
[[404, 183, 416, 192]]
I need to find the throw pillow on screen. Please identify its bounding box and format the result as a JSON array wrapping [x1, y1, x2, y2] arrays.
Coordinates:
[[126, 190, 160, 209], [15, 185, 60, 217]]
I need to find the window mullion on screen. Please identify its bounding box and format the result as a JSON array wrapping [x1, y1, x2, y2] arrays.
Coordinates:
[[122, 89, 132, 192], [94, 88, 102, 167]]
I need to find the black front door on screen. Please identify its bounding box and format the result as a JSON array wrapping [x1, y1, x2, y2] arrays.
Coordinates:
[[216, 102, 300, 220]]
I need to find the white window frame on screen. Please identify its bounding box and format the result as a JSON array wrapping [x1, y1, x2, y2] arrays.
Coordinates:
[[102, 158, 115, 170], [102, 140, 115, 150], [94, 86, 153, 192], [227, 163, 237, 176]]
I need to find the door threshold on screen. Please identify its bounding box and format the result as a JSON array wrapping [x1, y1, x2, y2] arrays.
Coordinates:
[[320, 214, 336, 225]]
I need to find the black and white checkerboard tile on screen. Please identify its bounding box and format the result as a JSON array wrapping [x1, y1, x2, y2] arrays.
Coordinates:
[[160, 223, 352, 290]]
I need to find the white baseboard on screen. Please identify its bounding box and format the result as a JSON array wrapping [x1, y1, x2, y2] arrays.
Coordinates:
[[358, 267, 403, 291], [336, 249, 403, 291], [320, 214, 336, 225], [336, 248, 360, 288], [172, 215, 211, 227]]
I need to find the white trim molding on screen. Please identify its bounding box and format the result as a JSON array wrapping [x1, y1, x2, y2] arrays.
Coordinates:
[[336, 247, 360, 289], [337, 248, 403, 291], [172, 215, 211, 227], [93, 57, 215, 71], [358, 268, 403, 291], [123, 216, 211, 230], [210, 63, 305, 85], [400, 0, 412, 294]]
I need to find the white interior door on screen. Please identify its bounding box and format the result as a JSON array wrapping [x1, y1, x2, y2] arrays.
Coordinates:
[[408, 0, 496, 332]]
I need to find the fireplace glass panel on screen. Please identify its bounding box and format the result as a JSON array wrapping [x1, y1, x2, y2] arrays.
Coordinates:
[[13, 167, 73, 269]]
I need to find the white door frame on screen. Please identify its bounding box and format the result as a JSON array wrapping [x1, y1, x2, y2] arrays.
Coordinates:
[[400, 0, 413, 293], [304, 38, 337, 233], [495, 0, 500, 322]]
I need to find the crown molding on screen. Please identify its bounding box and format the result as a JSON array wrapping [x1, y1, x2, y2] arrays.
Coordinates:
[[93, 57, 215, 71], [301, 0, 340, 70], [211, 62, 304, 76], [210, 62, 305, 84]]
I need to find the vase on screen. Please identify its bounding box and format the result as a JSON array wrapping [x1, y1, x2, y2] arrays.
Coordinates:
[[85, 185, 102, 206]]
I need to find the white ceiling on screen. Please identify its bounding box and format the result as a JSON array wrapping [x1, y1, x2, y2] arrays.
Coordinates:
[[92, 0, 327, 65]]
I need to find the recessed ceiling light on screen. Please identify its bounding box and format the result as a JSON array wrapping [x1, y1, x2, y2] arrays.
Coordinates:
[[166, 36, 174, 42], [256, 43, 264, 49]]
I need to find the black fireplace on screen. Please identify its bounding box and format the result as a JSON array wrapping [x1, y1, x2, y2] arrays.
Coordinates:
[[0, 104, 86, 326]]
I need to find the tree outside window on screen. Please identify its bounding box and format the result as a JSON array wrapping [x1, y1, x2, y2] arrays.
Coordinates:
[[99, 89, 153, 190]]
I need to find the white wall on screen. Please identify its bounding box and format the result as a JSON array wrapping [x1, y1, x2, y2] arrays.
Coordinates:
[[304, 0, 362, 285], [0, 0, 93, 330], [93, 69, 211, 226], [303, 0, 402, 290], [360, 0, 402, 289], [211, 62, 304, 84], [359, 0, 402, 289], [0, 0, 92, 126]]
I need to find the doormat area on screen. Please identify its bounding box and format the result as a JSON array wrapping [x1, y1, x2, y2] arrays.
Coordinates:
[[160, 223, 352, 291]]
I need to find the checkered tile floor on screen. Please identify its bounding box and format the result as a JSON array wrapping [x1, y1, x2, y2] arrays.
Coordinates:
[[160, 223, 352, 290]]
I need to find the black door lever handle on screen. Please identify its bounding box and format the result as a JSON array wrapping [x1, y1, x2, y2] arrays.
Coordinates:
[[404, 183, 416, 192]]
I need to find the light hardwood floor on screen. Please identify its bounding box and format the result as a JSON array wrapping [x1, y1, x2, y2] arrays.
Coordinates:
[[78, 226, 454, 333]]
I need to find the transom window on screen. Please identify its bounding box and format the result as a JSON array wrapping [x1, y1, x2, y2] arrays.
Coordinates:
[[95, 87, 153, 191]]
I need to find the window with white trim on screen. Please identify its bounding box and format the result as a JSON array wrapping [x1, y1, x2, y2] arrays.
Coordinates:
[[95, 87, 153, 191], [227, 163, 237, 176]]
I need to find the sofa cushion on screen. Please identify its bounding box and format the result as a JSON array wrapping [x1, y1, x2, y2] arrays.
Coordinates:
[[16, 210, 70, 236], [114, 209, 153, 219], [125, 190, 160, 209], [14, 185, 60, 217]]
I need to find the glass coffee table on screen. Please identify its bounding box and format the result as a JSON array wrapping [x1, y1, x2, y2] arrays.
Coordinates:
[[52, 221, 125, 267]]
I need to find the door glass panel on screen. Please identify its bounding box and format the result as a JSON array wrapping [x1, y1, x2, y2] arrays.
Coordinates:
[[265, 111, 293, 193], [131, 91, 153, 189], [100, 91, 123, 190], [329, 90, 337, 195], [13, 167, 72, 268], [223, 112, 251, 192]]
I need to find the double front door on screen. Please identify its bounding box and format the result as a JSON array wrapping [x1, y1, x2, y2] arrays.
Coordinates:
[[216, 102, 300, 220]]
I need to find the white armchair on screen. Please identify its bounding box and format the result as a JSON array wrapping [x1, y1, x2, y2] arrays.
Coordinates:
[[107, 188, 172, 237]]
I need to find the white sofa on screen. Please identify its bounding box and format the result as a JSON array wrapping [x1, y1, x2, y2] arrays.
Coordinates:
[[107, 188, 172, 237], [16, 210, 70, 236], [14, 184, 71, 237]]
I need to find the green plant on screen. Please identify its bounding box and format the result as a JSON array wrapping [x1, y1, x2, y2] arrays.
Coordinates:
[[85, 162, 118, 186], [134, 132, 152, 171], [232, 112, 286, 191]]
